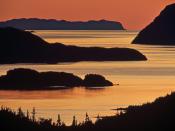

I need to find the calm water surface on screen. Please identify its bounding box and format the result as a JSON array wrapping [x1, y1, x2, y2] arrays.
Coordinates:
[[0, 30, 175, 124]]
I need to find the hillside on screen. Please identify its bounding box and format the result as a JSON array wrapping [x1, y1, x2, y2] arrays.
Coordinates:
[[132, 4, 175, 45]]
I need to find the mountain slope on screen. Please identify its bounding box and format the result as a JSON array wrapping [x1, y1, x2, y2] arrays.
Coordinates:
[[132, 4, 175, 45]]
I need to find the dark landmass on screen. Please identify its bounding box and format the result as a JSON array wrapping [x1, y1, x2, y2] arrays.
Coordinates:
[[95, 92, 175, 130], [1, 91, 175, 131], [0, 18, 125, 30], [83, 74, 113, 87], [0, 68, 113, 90], [0, 27, 147, 64], [132, 4, 175, 45]]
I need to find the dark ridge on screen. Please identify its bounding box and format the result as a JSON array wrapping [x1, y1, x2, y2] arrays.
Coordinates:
[[0, 27, 147, 64], [95, 92, 175, 130], [0, 18, 125, 30], [0, 68, 113, 90], [132, 3, 175, 45], [1, 91, 175, 130]]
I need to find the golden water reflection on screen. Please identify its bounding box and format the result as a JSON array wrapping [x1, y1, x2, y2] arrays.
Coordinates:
[[0, 30, 175, 124]]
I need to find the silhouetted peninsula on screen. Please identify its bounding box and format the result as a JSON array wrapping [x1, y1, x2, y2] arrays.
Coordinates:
[[0, 18, 125, 30], [0, 68, 113, 89], [132, 4, 175, 45], [0, 27, 147, 64]]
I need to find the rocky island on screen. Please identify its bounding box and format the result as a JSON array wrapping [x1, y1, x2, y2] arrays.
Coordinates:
[[0, 68, 113, 90], [132, 4, 175, 45], [0, 18, 125, 30], [0, 27, 147, 64]]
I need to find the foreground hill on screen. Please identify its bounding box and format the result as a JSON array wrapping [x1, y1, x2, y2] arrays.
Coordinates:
[[95, 92, 175, 130], [0, 18, 125, 30], [0, 27, 147, 64], [0, 68, 113, 89], [132, 3, 175, 45], [1, 91, 175, 130]]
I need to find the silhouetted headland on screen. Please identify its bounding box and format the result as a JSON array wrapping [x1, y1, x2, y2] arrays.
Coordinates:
[[0, 68, 113, 90], [1, 91, 175, 130], [0, 18, 125, 30], [132, 4, 175, 45], [0, 27, 147, 64]]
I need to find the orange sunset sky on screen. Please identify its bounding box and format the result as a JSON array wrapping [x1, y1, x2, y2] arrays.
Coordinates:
[[0, 0, 174, 29]]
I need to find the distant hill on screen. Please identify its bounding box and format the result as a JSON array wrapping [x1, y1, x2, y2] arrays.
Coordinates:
[[132, 3, 175, 45], [0, 27, 146, 64], [0, 18, 125, 30]]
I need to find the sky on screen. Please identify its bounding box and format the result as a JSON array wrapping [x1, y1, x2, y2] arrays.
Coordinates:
[[0, 0, 174, 30]]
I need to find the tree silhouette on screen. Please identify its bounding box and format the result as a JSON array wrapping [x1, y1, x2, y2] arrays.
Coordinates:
[[72, 115, 77, 127], [57, 114, 62, 126], [32, 107, 36, 122], [17, 107, 25, 118], [26, 109, 30, 119]]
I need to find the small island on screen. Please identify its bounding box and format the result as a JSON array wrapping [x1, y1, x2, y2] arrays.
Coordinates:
[[0, 27, 147, 64], [0, 68, 113, 90], [83, 74, 113, 87], [132, 4, 175, 45], [0, 18, 125, 30]]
